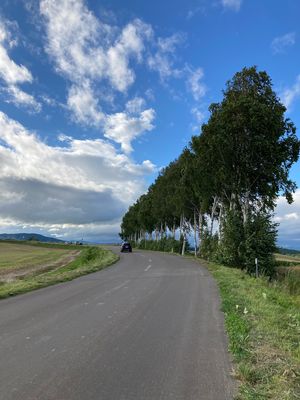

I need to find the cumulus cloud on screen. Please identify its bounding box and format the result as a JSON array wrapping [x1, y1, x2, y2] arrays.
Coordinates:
[[275, 189, 300, 249], [104, 108, 155, 153], [0, 18, 41, 111], [271, 32, 296, 54], [67, 83, 105, 126], [40, 0, 155, 150], [0, 111, 156, 238], [280, 75, 300, 111], [40, 0, 152, 91], [221, 0, 242, 11]]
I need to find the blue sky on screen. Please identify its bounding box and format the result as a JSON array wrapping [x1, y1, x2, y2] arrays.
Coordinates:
[[0, 0, 299, 247]]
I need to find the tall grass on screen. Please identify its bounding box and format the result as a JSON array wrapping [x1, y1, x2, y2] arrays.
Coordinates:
[[205, 260, 300, 399]]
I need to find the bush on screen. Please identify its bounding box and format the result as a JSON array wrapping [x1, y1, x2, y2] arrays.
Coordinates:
[[199, 231, 218, 260], [200, 211, 277, 277], [216, 210, 245, 267], [135, 237, 188, 254], [243, 213, 277, 277]]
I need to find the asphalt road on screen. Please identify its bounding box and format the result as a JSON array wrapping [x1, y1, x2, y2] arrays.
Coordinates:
[[0, 248, 235, 400]]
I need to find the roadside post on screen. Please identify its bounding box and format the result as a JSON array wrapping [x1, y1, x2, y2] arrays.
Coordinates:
[[255, 258, 258, 278]]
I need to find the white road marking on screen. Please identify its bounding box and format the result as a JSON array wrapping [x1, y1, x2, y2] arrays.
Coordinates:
[[144, 265, 152, 272], [103, 280, 130, 296]]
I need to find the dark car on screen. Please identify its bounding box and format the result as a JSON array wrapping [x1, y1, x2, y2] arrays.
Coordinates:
[[121, 242, 132, 253]]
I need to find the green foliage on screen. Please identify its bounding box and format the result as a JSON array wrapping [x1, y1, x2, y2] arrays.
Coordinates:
[[243, 213, 277, 276], [136, 237, 189, 254], [216, 210, 245, 267], [199, 231, 218, 260]]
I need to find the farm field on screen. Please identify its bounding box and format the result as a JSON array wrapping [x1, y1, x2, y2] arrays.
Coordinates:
[[0, 242, 118, 298], [275, 253, 300, 264], [0, 242, 77, 282], [0, 242, 73, 271]]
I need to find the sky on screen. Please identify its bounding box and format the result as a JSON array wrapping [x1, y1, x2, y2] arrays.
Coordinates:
[[0, 0, 299, 247]]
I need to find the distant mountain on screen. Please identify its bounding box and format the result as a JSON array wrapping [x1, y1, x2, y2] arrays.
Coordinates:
[[277, 247, 300, 255], [0, 233, 64, 243]]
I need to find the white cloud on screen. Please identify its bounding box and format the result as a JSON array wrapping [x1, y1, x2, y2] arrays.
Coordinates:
[[191, 107, 205, 124], [221, 0, 242, 11], [280, 75, 300, 111], [67, 83, 105, 126], [271, 32, 296, 54], [275, 189, 300, 249], [147, 33, 184, 81], [40, 0, 155, 150], [5, 86, 41, 112], [0, 19, 41, 111], [40, 0, 152, 92], [0, 111, 156, 237], [125, 97, 146, 114], [104, 108, 155, 153], [186, 66, 207, 101]]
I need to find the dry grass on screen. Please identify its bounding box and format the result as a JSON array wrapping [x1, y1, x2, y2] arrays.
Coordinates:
[[0, 242, 72, 272]]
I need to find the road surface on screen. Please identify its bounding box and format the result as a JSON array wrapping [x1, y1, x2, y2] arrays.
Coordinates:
[[0, 248, 235, 400]]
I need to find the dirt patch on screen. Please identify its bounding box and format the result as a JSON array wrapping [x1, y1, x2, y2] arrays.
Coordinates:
[[0, 250, 81, 283]]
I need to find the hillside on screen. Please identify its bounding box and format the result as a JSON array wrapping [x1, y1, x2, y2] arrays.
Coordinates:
[[0, 233, 64, 243]]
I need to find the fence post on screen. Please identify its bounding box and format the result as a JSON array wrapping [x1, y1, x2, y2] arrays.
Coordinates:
[[255, 258, 259, 278]]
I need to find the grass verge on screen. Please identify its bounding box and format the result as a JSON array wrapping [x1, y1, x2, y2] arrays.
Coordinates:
[[0, 246, 119, 299], [204, 261, 300, 399]]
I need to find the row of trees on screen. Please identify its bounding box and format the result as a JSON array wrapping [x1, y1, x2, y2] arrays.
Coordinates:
[[120, 67, 300, 276]]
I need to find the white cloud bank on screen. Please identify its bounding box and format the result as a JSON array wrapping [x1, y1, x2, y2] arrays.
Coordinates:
[[0, 111, 155, 239]]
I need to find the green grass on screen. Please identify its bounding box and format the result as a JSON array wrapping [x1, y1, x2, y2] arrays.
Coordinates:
[[204, 261, 300, 399], [0, 245, 119, 299], [0, 242, 72, 271]]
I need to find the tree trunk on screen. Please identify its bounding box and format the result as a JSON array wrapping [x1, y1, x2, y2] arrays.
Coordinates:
[[197, 211, 202, 255], [179, 214, 183, 239], [193, 209, 197, 256], [181, 233, 186, 256], [218, 203, 224, 243], [241, 191, 250, 226], [210, 196, 218, 235]]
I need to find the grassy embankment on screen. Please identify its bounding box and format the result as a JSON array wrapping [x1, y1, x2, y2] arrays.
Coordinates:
[[204, 258, 300, 399], [0, 241, 118, 299]]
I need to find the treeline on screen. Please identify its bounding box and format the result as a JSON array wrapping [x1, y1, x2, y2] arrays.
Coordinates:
[[120, 67, 300, 276]]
